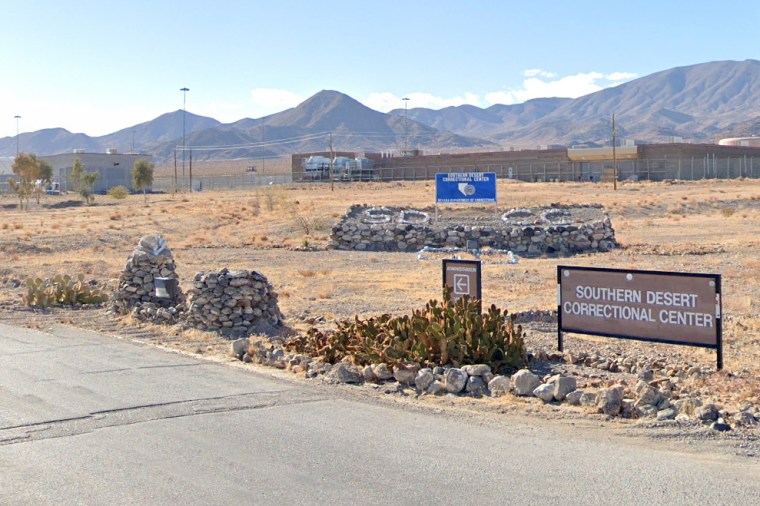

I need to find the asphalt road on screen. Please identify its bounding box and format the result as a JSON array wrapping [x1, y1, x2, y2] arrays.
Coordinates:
[[1, 322, 758, 505]]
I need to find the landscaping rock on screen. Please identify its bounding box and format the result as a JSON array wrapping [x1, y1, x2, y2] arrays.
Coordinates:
[[552, 376, 577, 401], [597, 387, 623, 416], [445, 368, 469, 394], [711, 421, 732, 432], [325, 363, 363, 384], [696, 404, 719, 422], [426, 380, 446, 395], [635, 381, 660, 406], [533, 383, 555, 402], [462, 364, 491, 377], [394, 363, 420, 385], [415, 369, 435, 391], [579, 391, 598, 407], [512, 369, 541, 396], [231, 338, 249, 358], [487, 376, 512, 397], [565, 390, 584, 406], [732, 411, 757, 427], [466, 376, 488, 395], [638, 405, 659, 418], [372, 363, 394, 381]]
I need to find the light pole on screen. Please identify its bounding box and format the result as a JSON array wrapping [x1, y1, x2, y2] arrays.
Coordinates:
[[14, 115, 21, 156], [180, 87, 189, 179], [402, 97, 409, 154]]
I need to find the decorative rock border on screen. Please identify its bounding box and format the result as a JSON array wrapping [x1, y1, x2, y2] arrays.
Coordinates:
[[232, 338, 759, 432], [330, 204, 616, 256]]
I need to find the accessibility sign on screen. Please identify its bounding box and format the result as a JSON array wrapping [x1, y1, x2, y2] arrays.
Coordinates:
[[435, 172, 497, 204], [442, 259, 482, 306]]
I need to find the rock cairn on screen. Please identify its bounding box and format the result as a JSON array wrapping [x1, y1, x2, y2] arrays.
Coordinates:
[[330, 205, 616, 255], [184, 268, 283, 338], [110, 235, 183, 316]]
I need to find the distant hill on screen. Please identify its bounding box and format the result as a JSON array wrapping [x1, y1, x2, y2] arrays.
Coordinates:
[[394, 59, 760, 146], [2, 60, 759, 161]]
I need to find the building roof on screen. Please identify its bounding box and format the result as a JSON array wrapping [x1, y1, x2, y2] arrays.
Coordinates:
[[0, 157, 14, 176]]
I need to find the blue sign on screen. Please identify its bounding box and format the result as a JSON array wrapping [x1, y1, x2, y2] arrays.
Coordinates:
[[435, 172, 497, 204]]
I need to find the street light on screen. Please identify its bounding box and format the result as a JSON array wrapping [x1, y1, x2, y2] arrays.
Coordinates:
[[14, 115, 21, 156], [402, 97, 410, 154], [180, 87, 189, 179]]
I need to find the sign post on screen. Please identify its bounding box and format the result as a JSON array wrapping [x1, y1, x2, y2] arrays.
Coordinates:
[[435, 172, 497, 220], [557, 266, 723, 369], [443, 259, 482, 309]]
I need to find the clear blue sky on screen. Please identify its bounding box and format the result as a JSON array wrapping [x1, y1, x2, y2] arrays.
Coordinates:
[[1, 0, 758, 138]]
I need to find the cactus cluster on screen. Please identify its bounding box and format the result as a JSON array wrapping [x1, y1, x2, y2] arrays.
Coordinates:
[[22, 274, 109, 308], [286, 287, 527, 373]]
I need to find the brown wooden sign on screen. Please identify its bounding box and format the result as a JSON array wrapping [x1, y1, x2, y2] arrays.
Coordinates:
[[557, 266, 722, 369], [443, 259, 482, 305]]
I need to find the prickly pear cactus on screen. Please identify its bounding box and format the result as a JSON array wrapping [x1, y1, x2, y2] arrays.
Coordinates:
[[21, 274, 109, 308]]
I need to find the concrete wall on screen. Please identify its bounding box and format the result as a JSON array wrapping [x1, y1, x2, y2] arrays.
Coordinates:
[[292, 144, 760, 183], [40, 152, 153, 193]]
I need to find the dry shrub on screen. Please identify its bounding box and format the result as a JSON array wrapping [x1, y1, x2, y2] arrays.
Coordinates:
[[721, 208, 736, 217], [298, 269, 316, 278]]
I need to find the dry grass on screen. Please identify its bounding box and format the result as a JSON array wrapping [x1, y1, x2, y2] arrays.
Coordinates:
[[1, 179, 759, 385]]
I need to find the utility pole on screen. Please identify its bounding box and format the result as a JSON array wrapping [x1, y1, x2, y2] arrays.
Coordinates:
[[180, 87, 190, 184], [402, 97, 410, 154], [131, 130, 136, 154], [329, 133, 334, 192], [612, 113, 618, 191], [14, 115, 21, 156]]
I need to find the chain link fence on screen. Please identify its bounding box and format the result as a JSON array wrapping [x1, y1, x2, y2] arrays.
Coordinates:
[[1, 156, 758, 195]]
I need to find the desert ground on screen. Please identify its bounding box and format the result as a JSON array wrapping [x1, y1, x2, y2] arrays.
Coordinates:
[[1, 177, 759, 416]]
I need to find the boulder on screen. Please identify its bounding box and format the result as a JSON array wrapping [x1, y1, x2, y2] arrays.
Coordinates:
[[393, 363, 420, 385], [552, 376, 577, 401], [533, 383, 555, 402], [230, 338, 249, 358], [372, 363, 394, 381], [445, 368, 469, 394], [565, 390, 584, 406], [415, 369, 435, 391], [579, 391, 598, 407], [325, 363, 363, 384], [462, 364, 492, 377], [512, 369, 541, 396], [596, 387, 623, 415], [696, 404, 719, 422], [426, 380, 446, 395], [487, 376, 512, 397], [466, 376, 487, 396]]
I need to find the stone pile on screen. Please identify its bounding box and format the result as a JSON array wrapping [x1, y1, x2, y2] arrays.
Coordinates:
[[235, 339, 759, 432], [330, 205, 616, 255], [184, 268, 283, 338], [110, 235, 183, 317]]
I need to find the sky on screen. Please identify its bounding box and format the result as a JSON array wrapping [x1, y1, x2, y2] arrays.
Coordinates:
[[1, 0, 758, 138]]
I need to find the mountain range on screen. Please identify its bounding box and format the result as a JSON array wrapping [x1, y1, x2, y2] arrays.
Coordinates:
[[1, 59, 758, 163]]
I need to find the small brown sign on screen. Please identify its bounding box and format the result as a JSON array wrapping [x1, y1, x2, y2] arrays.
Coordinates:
[[557, 266, 722, 368], [443, 259, 482, 305]]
